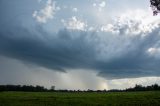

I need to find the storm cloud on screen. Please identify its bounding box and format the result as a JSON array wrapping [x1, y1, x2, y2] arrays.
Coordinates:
[[0, 26, 97, 72], [1, 18, 160, 79], [0, 0, 160, 83]]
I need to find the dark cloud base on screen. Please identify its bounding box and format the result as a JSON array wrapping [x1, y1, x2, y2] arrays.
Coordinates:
[[1, 25, 160, 79]]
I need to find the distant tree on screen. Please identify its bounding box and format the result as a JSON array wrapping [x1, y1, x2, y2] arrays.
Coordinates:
[[50, 86, 55, 91], [152, 84, 159, 90], [150, 0, 160, 15], [134, 84, 144, 91]]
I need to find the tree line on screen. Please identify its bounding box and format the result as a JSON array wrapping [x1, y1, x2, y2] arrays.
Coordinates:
[[0, 85, 53, 92], [125, 84, 160, 91], [0, 84, 160, 92]]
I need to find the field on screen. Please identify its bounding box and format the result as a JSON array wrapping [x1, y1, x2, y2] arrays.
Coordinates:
[[0, 91, 160, 106]]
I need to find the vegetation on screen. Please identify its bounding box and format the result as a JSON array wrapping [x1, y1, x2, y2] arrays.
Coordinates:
[[0, 91, 160, 106], [0, 84, 160, 105], [0, 85, 48, 92]]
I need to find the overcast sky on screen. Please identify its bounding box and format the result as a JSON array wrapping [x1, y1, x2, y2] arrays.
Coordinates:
[[0, 0, 160, 90]]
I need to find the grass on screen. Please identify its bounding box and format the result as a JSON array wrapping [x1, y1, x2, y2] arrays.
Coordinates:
[[0, 91, 160, 106]]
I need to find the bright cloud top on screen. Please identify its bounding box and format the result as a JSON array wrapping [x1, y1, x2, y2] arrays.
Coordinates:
[[93, 0, 106, 11], [61, 16, 87, 31], [101, 10, 160, 35], [33, 0, 60, 23]]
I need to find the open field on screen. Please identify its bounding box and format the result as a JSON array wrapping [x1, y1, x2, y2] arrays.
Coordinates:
[[0, 91, 160, 106]]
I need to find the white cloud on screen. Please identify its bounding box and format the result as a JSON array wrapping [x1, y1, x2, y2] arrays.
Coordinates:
[[148, 48, 160, 54], [93, 3, 97, 7], [99, 1, 106, 8], [72, 8, 78, 12], [93, 0, 106, 12], [100, 9, 160, 35], [147, 47, 160, 58], [101, 24, 119, 34], [33, 0, 60, 23], [88, 27, 96, 31], [62, 16, 88, 31]]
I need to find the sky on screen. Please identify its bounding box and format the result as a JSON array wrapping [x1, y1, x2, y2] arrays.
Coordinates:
[[0, 0, 160, 90]]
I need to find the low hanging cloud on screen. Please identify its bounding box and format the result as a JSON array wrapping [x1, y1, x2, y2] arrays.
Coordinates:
[[0, 26, 96, 72], [1, 9, 160, 80], [0, 56, 108, 90]]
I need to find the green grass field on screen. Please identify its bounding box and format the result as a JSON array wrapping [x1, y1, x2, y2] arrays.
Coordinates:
[[0, 91, 160, 106]]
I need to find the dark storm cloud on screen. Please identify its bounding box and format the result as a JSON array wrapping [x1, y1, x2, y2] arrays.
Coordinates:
[[1, 24, 160, 80], [97, 29, 160, 79], [0, 26, 98, 72]]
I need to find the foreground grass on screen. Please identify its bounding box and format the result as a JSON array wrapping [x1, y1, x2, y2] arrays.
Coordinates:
[[0, 91, 160, 106]]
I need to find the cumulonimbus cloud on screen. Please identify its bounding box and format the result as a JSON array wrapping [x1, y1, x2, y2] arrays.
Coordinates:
[[1, 10, 160, 79]]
